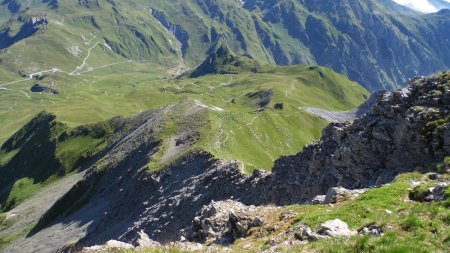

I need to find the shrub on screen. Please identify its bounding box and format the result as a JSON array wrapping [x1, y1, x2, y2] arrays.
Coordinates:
[[409, 184, 432, 202], [402, 216, 425, 231], [437, 157, 450, 174]]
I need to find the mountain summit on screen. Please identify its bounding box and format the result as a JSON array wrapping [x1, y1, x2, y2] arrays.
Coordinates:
[[190, 43, 262, 77]]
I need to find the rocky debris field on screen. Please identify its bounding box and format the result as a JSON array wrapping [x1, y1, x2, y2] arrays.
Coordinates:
[[190, 200, 276, 244]]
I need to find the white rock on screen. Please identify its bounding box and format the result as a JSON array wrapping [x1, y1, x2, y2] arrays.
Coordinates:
[[105, 240, 134, 249], [324, 187, 367, 204], [319, 219, 357, 237], [311, 195, 326, 204], [82, 245, 103, 252], [137, 230, 161, 248], [408, 180, 421, 187]]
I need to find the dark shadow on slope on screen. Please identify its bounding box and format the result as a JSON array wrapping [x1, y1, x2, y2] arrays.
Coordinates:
[[0, 112, 64, 211], [0, 16, 47, 50], [0, 112, 120, 212], [2, 0, 20, 13], [245, 89, 274, 111], [27, 140, 161, 237], [42, 0, 58, 9]]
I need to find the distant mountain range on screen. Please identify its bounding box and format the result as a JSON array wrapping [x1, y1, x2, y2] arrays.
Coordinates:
[[0, 0, 449, 91]]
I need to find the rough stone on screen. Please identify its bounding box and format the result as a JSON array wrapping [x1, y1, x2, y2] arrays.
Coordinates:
[[190, 200, 266, 244], [433, 182, 449, 201], [310, 195, 326, 204], [292, 225, 313, 241], [105, 240, 134, 249], [359, 224, 384, 236], [324, 187, 367, 204], [136, 230, 161, 249], [318, 219, 357, 237]]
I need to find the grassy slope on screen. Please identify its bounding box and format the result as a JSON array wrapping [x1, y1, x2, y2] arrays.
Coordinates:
[[0, 63, 368, 171], [0, 0, 182, 81], [0, 62, 367, 215]]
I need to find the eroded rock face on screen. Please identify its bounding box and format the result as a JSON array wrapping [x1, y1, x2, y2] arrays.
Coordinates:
[[136, 230, 161, 249], [262, 72, 450, 205], [190, 200, 266, 244]]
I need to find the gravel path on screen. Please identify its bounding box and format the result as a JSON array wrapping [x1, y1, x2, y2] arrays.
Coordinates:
[[301, 107, 357, 123], [301, 91, 384, 123]]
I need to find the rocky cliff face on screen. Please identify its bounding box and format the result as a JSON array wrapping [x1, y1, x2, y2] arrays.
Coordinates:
[[5, 73, 449, 252], [143, 0, 450, 91], [261, 72, 450, 204], [245, 0, 450, 90]]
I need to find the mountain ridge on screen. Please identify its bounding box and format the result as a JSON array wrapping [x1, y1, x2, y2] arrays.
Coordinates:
[[2, 71, 447, 253]]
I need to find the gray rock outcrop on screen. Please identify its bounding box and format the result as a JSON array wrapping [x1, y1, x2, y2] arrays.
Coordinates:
[[409, 182, 449, 202], [323, 187, 367, 204], [260, 72, 450, 205], [190, 200, 266, 244], [359, 224, 384, 236], [318, 219, 357, 237]]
